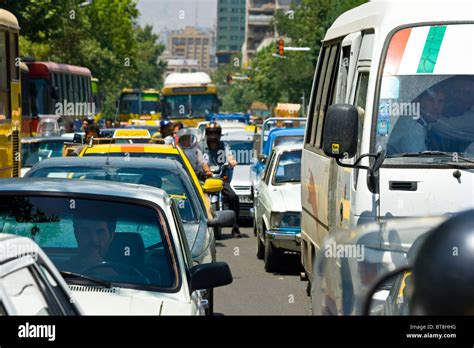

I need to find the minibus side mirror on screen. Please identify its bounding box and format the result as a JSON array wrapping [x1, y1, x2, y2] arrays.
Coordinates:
[[322, 104, 358, 159]]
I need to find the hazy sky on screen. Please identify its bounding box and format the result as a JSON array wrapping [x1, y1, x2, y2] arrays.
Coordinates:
[[137, 0, 218, 41]]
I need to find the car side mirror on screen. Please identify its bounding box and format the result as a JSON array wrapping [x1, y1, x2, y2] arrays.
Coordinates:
[[207, 210, 236, 228], [202, 178, 223, 193], [363, 266, 412, 316], [189, 262, 233, 293], [258, 154, 267, 164], [322, 104, 359, 159]]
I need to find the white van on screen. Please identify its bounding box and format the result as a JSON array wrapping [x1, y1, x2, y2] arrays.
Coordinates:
[[301, 0, 474, 288]]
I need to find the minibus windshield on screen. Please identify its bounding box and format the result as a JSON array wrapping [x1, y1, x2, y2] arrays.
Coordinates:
[[375, 24, 474, 165]]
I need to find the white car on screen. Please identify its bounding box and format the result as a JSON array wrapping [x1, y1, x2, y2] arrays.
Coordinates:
[[221, 129, 255, 221], [254, 144, 303, 272], [0, 233, 83, 315], [0, 178, 233, 315]]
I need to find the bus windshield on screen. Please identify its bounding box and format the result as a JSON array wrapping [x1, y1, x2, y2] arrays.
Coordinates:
[[119, 93, 140, 114], [141, 93, 161, 114], [375, 24, 474, 165], [163, 94, 217, 118]]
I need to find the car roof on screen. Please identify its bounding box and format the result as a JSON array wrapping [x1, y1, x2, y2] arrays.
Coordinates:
[[29, 156, 185, 172], [84, 144, 178, 153], [267, 127, 305, 137], [326, 0, 474, 41], [0, 178, 169, 205], [273, 143, 304, 153]]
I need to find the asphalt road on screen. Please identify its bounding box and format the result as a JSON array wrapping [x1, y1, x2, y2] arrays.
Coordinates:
[[213, 226, 311, 315]]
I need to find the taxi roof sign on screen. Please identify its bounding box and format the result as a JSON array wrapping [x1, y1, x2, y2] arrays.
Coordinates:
[[113, 129, 151, 139]]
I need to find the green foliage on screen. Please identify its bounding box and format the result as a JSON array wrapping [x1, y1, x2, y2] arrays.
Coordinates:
[[4, 0, 166, 118], [216, 0, 368, 111]]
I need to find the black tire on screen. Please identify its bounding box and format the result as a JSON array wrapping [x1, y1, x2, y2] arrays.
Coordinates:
[[256, 234, 264, 260], [214, 226, 222, 240], [264, 238, 280, 273]]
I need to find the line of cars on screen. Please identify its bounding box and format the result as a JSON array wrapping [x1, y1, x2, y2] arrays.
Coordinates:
[[4, 127, 240, 316]]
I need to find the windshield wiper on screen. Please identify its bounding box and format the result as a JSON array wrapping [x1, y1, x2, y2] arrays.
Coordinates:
[[278, 179, 300, 183], [60, 271, 112, 288], [388, 151, 474, 165]]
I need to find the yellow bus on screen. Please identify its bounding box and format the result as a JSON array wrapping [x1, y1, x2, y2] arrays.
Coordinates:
[[0, 9, 21, 178], [117, 88, 161, 123], [161, 72, 220, 127]]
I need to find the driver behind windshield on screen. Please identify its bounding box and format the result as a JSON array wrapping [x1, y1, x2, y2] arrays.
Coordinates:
[[64, 213, 116, 273], [387, 87, 445, 155]]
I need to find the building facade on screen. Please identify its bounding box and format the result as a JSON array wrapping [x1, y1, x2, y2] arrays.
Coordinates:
[[167, 26, 215, 73], [241, 0, 294, 65], [216, 0, 246, 64]]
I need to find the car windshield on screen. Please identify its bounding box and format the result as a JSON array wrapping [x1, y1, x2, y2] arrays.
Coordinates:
[[28, 167, 198, 222], [22, 140, 66, 167], [225, 140, 253, 165], [0, 195, 176, 289], [273, 135, 304, 148], [273, 150, 302, 184], [375, 24, 474, 165]]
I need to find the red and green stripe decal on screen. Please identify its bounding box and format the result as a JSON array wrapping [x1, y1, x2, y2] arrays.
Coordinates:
[[385, 25, 447, 75], [417, 25, 447, 73]]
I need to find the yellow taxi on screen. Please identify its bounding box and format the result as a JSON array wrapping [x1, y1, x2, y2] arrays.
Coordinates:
[[79, 143, 219, 218]]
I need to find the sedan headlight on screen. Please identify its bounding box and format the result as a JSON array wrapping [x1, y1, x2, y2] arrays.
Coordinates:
[[270, 212, 301, 228]]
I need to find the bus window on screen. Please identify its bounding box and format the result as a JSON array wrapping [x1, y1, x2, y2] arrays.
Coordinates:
[[9, 32, 19, 81], [0, 31, 9, 120], [315, 44, 340, 148]]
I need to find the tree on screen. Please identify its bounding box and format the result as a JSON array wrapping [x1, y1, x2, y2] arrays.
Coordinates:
[[3, 0, 166, 118], [215, 0, 368, 111]]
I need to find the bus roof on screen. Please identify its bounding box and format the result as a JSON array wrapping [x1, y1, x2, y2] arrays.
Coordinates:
[[326, 0, 474, 41], [26, 62, 92, 77], [0, 9, 19, 30], [121, 88, 161, 94], [164, 72, 212, 86]]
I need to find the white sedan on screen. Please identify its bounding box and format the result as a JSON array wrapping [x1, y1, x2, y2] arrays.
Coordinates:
[[0, 178, 233, 315], [253, 144, 303, 272]]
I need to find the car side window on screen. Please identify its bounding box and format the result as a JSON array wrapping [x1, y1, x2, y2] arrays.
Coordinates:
[[262, 151, 276, 185], [3, 266, 51, 315], [170, 200, 194, 268]]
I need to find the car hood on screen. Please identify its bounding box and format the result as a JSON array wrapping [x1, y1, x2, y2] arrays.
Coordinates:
[[70, 285, 193, 315], [267, 184, 302, 212], [231, 165, 251, 186], [183, 221, 212, 262]]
